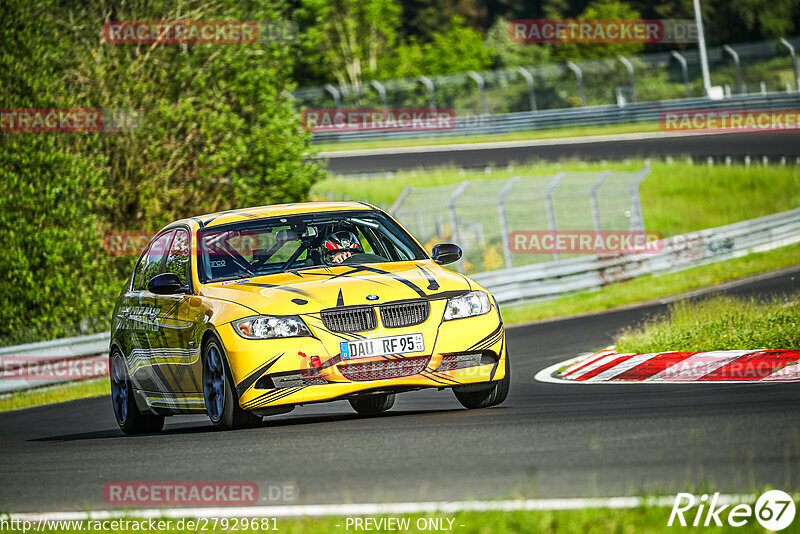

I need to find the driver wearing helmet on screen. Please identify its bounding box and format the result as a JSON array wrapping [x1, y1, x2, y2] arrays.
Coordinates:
[[322, 228, 362, 264]]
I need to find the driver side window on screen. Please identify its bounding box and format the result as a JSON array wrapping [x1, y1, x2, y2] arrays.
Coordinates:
[[134, 231, 174, 291], [165, 229, 190, 285]]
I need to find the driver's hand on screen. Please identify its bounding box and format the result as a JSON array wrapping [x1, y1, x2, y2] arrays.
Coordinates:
[[331, 251, 352, 264]]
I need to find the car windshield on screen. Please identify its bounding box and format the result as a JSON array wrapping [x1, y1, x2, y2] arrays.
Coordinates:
[[197, 210, 427, 283]]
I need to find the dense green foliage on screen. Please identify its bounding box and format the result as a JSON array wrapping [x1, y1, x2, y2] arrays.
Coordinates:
[[616, 294, 800, 352], [0, 0, 325, 344], [291, 0, 800, 86]]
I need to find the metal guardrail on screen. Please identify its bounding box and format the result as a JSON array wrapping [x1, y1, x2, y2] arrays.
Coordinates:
[[1, 207, 798, 394], [0, 333, 110, 394], [312, 92, 800, 143], [391, 167, 649, 272], [473, 207, 800, 304]]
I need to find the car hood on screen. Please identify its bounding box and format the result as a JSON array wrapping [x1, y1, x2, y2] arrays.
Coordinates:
[[198, 261, 474, 316]]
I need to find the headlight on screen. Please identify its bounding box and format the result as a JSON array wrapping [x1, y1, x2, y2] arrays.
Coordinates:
[[443, 291, 491, 321], [232, 315, 311, 339]]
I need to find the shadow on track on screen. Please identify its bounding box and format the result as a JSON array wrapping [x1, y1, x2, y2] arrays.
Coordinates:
[[31, 407, 468, 442]]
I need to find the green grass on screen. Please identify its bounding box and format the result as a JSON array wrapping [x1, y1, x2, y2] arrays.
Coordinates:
[[313, 122, 662, 152], [615, 294, 800, 354], [0, 379, 108, 413], [500, 241, 800, 325], [315, 160, 800, 238], [7, 507, 775, 533]]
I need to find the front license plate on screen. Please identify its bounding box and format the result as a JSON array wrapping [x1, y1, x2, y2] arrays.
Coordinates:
[[340, 333, 425, 360]]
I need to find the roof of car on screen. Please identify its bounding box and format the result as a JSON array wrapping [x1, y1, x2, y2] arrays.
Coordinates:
[[181, 201, 377, 229]]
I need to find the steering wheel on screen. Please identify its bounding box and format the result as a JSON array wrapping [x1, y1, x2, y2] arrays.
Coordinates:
[[323, 247, 362, 264]]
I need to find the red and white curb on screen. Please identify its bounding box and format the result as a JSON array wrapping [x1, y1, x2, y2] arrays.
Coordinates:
[[535, 346, 800, 384]]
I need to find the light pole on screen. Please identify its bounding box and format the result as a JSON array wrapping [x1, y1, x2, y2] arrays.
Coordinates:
[[692, 0, 712, 97]]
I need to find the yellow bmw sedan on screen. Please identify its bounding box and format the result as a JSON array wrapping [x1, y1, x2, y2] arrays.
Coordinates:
[[109, 202, 509, 434]]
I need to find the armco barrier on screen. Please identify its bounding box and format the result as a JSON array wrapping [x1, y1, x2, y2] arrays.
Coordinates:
[[1, 208, 799, 394], [311, 93, 800, 143], [0, 333, 110, 394], [473, 207, 800, 304]]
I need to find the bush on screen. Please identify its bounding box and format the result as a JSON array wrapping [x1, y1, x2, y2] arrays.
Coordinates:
[[0, 0, 325, 345], [615, 294, 800, 353]]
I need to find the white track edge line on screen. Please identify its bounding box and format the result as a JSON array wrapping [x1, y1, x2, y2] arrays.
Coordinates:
[[8, 495, 760, 522]]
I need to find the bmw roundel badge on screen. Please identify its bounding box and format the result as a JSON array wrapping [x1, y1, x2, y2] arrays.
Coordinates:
[[366, 294, 379, 301]]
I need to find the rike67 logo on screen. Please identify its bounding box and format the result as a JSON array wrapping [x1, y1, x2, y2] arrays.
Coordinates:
[[669, 490, 796, 530]]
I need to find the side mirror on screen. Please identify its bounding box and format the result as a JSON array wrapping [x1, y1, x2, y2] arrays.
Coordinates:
[[431, 243, 462, 265], [148, 273, 188, 295]]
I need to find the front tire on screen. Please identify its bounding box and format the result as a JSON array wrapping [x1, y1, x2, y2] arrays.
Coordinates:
[[453, 353, 510, 409], [349, 393, 395, 415], [202, 338, 261, 430], [110, 351, 164, 435]]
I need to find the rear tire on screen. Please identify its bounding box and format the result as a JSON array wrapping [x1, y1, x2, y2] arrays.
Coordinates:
[[203, 338, 262, 430], [349, 393, 395, 415], [110, 351, 164, 435], [453, 353, 510, 410]]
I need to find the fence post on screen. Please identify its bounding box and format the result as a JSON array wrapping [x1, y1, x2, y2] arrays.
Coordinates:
[[779, 38, 799, 92], [545, 172, 565, 259], [722, 45, 744, 95], [324, 84, 342, 109], [369, 80, 388, 110], [516, 67, 537, 112], [590, 171, 611, 232], [417, 76, 437, 111], [618, 56, 637, 103], [449, 181, 471, 272], [670, 51, 691, 98], [467, 71, 490, 115], [566, 62, 586, 107], [498, 176, 520, 269], [628, 166, 650, 232], [389, 186, 412, 215]]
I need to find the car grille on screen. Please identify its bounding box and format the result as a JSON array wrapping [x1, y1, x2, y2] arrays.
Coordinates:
[[338, 356, 430, 381], [321, 307, 377, 333], [380, 301, 430, 328]]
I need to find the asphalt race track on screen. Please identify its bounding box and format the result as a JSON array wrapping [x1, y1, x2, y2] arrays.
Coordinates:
[[1, 267, 798, 513], [320, 131, 800, 173]]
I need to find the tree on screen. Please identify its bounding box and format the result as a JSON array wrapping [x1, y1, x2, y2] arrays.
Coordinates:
[[297, 0, 402, 89]]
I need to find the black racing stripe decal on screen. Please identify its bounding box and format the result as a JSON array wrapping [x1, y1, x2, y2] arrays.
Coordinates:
[[423, 369, 460, 385], [417, 265, 440, 290], [456, 272, 473, 290], [468, 324, 504, 351], [237, 282, 312, 297], [489, 339, 504, 380], [422, 290, 470, 301], [235, 354, 283, 397], [473, 330, 504, 351], [352, 265, 428, 298], [242, 385, 305, 409]]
